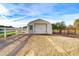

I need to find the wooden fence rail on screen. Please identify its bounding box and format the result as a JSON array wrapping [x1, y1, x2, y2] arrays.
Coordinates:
[[0, 27, 27, 39], [0, 28, 17, 38]]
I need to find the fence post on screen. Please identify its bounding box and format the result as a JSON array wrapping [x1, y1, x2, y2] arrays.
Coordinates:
[[4, 28, 7, 38], [16, 28, 18, 35]]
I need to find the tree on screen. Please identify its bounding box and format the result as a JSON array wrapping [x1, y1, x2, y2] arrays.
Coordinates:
[[0, 25, 14, 28], [23, 26, 27, 28], [74, 19, 79, 28], [56, 21, 66, 34], [0, 25, 5, 28], [67, 25, 74, 34], [52, 23, 58, 33], [52, 21, 66, 34], [73, 19, 79, 34]]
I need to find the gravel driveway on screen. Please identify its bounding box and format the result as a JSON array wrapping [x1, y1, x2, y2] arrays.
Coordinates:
[[0, 34, 79, 56]]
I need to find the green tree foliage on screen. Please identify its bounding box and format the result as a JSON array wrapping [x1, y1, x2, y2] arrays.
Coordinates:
[[74, 19, 79, 29], [0, 25, 13, 28], [52, 21, 66, 34], [56, 21, 66, 34], [52, 24, 58, 30], [73, 19, 79, 34]]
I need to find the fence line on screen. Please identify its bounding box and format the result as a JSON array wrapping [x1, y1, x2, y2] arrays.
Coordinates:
[[0, 28, 17, 38], [0, 27, 27, 39]]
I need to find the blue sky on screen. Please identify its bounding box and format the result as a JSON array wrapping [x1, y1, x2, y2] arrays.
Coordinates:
[[0, 3, 79, 27]]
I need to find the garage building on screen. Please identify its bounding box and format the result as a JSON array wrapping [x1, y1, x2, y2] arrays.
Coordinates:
[[27, 19, 52, 34]]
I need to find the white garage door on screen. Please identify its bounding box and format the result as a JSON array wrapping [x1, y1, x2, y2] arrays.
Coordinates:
[[34, 24, 47, 34]]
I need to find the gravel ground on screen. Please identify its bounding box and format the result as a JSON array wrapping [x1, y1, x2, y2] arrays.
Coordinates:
[[0, 34, 79, 56]]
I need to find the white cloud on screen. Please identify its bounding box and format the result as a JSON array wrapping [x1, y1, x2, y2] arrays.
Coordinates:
[[1, 13, 79, 27], [59, 13, 79, 25], [0, 17, 11, 26], [0, 17, 27, 27], [0, 4, 10, 15], [0, 4, 79, 27]]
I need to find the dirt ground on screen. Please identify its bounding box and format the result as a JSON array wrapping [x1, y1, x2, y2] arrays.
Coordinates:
[[0, 34, 79, 56]]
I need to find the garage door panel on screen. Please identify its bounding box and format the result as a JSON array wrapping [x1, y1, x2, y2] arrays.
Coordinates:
[[34, 24, 47, 34]]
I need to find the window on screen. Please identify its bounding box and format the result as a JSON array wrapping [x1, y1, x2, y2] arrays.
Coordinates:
[[29, 25, 33, 30]]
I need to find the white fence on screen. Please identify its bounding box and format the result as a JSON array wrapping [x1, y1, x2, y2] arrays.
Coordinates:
[[0, 28, 17, 38], [0, 27, 27, 39]]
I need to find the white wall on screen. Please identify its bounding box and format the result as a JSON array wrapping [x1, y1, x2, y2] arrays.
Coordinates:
[[47, 23, 52, 34], [27, 20, 52, 34]]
